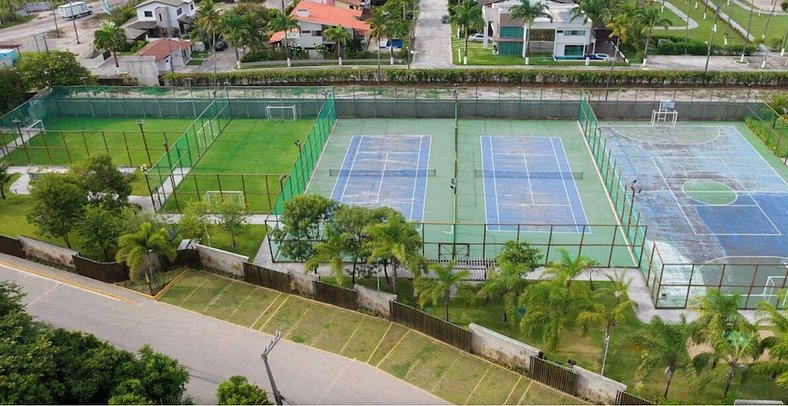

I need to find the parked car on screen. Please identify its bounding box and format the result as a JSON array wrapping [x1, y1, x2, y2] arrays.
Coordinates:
[[468, 33, 484, 42], [214, 39, 228, 51], [441, 14, 449, 23]]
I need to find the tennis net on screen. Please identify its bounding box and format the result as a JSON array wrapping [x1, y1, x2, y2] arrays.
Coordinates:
[[475, 169, 584, 180], [329, 168, 438, 177]]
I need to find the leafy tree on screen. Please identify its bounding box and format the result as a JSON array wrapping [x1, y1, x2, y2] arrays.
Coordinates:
[[68, 154, 132, 209], [108, 379, 153, 405], [0, 67, 26, 116], [509, 0, 552, 65], [0, 160, 13, 199], [217, 375, 271, 405], [267, 10, 299, 67], [634, 4, 671, 66], [478, 240, 541, 322], [14, 51, 93, 90], [324, 25, 352, 64], [365, 210, 422, 292], [137, 345, 190, 404], [233, 2, 275, 51], [27, 173, 87, 248], [384, 19, 409, 64], [570, 0, 622, 28], [270, 194, 336, 261], [116, 222, 176, 294], [576, 272, 635, 374], [751, 290, 788, 389], [196, 0, 223, 76], [449, 0, 483, 65], [414, 261, 472, 322], [305, 229, 351, 286], [94, 22, 127, 75], [178, 201, 210, 241], [76, 205, 125, 261], [223, 11, 251, 66], [368, 8, 387, 81], [624, 315, 692, 399], [213, 199, 249, 248]]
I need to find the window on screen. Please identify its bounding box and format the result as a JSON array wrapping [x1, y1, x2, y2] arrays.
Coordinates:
[[313, 30, 322, 36], [176, 7, 182, 15], [564, 44, 584, 56], [563, 30, 586, 36], [190, 3, 194, 9], [144, 10, 153, 17]]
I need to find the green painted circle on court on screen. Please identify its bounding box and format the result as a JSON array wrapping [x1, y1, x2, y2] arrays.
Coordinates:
[[682, 179, 736, 205]]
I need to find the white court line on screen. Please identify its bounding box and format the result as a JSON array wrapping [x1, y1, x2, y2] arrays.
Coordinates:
[[556, 138, 591, 233], [480, 137, 491, 231], [651, 156, 705, 234], [408, 136, 424, 221], [550, 138, 580, 233], [522, 154, 535, 205], [420, 136, 431, 224], [498, 203, 572, 207], [374, 153, 390, 203], [329, 137, 358, 199], [488, 137, 502, 226], [494, 152, 556, 157], [720, 159, 782, 236], [339, 135, 364, 202], [725, 125, 788, 187]]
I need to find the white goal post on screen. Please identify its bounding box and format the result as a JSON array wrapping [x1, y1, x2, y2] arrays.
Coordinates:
[[651, 100, 678, 126], [265, 105, 298, 121], [204, 190, 245, 206]]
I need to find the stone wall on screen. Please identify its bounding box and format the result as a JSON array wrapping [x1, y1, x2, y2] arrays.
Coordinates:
[[355, 284, 396, 317], [573, 365, 627, 404], [18, 236, 78, 268], [468, 323, 540, 371], [290, 271, 318, 295], [196, 244, 248, 277]]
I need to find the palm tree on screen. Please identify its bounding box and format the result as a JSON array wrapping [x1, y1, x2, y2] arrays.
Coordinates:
[[305, 230, 351, 287], [477, 240, 541, 323], [624, 315, 692, 399], [570, 0, 622, 27], [93, 22, 126, 75], [384, 19, 409, 65], [634, 3, 672, 67], [519, 273, 586, 351], [691, 289, 754, 347], [542, 249, 598, 290], [693, 330, 761, 399], [115, 222, 176, 295], [449, 0, 483, 65], [607, 12, 634, 59], [195, 0, 223, 76], [751, 290, 788, 389], [576, 272, 635, 375], [267, 10, 299, 68], [509, 0, 552, 65], [0, 160, 13, 199], [368, 8, 387, 86], [365, 211, 422, 293], [414, 261, 472, 322], [323, 25, 352, 66], [222, 11, 251, 68]]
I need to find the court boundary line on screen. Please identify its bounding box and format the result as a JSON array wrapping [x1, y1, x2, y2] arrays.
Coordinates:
[[720, 159, 783, 235], [554, 137, 590, 233], [521, 153, 535, 205], [338, 135, 363, 203], [604, 124, 722, 146], [374, 153, 390, 203], [408, 137, 423, 221], [727, 125, 788, 187], [480, 136, 491, 230], [329, 135, 358, 200], [420, 136, 431, 224]]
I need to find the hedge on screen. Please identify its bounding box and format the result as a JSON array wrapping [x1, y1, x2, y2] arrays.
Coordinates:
[[163, 68, 788, 87], [653, 35, 758, 56]]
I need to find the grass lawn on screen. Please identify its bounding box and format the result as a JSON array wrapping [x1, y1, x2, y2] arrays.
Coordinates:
[[0, 174, 61, 242], [3, 117, 194, 167], [158, 270, 578, 404], [162, 119, 313, 213], [116, 267, 185, 296], [186, 58, 206, 66], [202, 223, 267, 260], [664, 0, 747, 46], [450, 38, 627, 66], [720, 1, 788, 46]]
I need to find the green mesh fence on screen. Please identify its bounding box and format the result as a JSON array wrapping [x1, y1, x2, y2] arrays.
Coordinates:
[[745, 103, 788, 165], [272, 90, 336, 214]]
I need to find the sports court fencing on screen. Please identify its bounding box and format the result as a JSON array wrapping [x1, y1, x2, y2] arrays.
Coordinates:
[[744, 102, 788, 165]]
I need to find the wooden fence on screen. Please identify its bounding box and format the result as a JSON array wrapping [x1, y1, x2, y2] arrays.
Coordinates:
[[72, 255, 130, 283], [0, 234, 24, 258], [168, 249, 202, 269], [313, 281, 358, 310], [242, 262, 292, 292], [529, 356, 579, 395], [615, 391, 653, 405], [390, 301, 472, 351]]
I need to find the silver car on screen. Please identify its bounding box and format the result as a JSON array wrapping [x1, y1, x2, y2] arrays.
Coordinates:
[[468, 33, 485, 42]]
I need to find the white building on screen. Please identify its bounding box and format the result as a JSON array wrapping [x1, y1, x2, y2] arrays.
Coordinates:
[[480, 0, 593, 59], [124, 0, 196, 39], [268, 0, 370, 50]]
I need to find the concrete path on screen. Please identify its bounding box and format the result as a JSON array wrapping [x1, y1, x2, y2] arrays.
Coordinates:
[[411, 0, 453, 68], [0, 253, 443, 405], [657, 1, 700, 30]]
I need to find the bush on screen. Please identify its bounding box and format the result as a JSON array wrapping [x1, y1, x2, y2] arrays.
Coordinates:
[[241, 49, 287, 62], [216, 376, 271, 405], [653, 35, 757, 56]]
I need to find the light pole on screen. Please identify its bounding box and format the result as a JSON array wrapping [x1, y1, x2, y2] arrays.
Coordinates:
[[12, 119, 31, 164], [137, 120, 153, 167], [50, 0, 60, 38], [67, 2, 80, 44], [294, 139, 306, 183], [261, 330, 285, 405], [600, 289, 621, 376], [740, 0, 755, 63], [626, 179, 642, 235], [605, 38, 621, 100], [705, 2, 721, 73]]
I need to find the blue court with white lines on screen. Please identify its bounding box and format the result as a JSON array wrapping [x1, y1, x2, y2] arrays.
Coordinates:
[[330, 135, 431, 222], [481, 136, 589, 231]]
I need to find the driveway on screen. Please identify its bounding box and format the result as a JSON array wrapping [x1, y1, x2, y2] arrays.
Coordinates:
[[194, 48, 239, 73], [411, 0, 452, 68], [0, 254, 442, 405]]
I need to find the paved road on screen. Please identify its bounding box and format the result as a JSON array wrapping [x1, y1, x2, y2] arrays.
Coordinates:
[[0, 254, 443, 405], [411, 0, 452, 68]]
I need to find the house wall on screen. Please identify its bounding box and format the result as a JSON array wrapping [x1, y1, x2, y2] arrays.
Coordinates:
[[292, 21, 325, 49], [136, 0, 194, 30], [552, 27, 591, 58]]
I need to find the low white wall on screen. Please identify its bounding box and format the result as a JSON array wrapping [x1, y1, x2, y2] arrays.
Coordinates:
[[468, 323, 541, 370], [19, 236, 78, 268], [290, 271, 318, 295], [196, 244, 248, 276], [573, 365, 627, 404], [355, 284, 396, 317]]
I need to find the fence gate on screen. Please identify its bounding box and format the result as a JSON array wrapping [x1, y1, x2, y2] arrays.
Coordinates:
[[528, 356, 578, 395], [614, 391, 653, 405], [437, 243, 470, 262]]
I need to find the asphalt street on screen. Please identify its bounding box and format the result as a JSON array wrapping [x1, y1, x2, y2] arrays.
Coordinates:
[[0, 254, 443, 405]]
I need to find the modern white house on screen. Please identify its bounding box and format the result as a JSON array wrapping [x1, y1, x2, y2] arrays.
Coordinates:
[[123, 0, 196, 39], [268, 0, 370, 50], [480, 0, 593, 59]]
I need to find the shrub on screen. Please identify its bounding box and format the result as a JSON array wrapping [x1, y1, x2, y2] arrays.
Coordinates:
[[241, 49, 287, 62], [653, 35, 757, 56]]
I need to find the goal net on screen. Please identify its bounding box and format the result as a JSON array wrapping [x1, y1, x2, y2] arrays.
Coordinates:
[[266, 105, 298, 121], [651, 100, 678, 127], [204, 191, 245, 207]]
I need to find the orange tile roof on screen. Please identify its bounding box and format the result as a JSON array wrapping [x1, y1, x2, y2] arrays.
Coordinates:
[[136, 38, 191, 61], [292, 1, 370, 32], [268, 30, 286, 44]]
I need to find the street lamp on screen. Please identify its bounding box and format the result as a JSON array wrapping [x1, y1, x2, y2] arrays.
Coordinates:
[[261, 330, 285, 405], [67, 2, 80, 44], [704, 2, 721, 73], [137, 120, 153, 167], [50, 0, 60, 38], [294, 139, 306, 183], [626, 180, 642, 234]]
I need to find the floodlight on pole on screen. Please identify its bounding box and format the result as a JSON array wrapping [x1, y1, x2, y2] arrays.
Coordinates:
[[626, 180, 642, 231], [261, 330, 285, 405]]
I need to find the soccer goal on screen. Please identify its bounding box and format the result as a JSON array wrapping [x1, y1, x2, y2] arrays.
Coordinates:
[[266, 105, 298, 121], [204, 191, 245, 207], [651, 100, 678, 126], [195, 119, 214, 149]]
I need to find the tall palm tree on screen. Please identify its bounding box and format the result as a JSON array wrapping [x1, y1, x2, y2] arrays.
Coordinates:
[[624, 315, 692, 399], [542, 249, 598, 290], [222, 11, 251, 68], [691, 289, 754, 347], [305, 230, 351, 287], [93, 22, 126, 75], [323, 25, 352, 65], [576, 272, 635, 375], [195, 0, 223, 76], [607, 12, 634, 57], [519, 272, 587, 351], [751, 290, 788, 390], [478, 240, 541, 323], [693, 330, 761, 399], [368, 8, 387, 85], [449, 0, 483, 65], [384, 19, 409, 65], [634, 3, 672, 67], [570, 0, 622, 27], [414, 261, 472, 322], [115, 222, 176, 295], [365, 211, 422, 292], [0, 160, 13, 199], [509, 0, 552, 65], [267, 10, 299, 68]]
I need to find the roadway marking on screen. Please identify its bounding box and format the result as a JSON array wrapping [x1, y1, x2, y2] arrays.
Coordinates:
[[315, 358, 353, 405]]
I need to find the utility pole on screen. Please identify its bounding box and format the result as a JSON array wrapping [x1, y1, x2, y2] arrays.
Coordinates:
[[50, 0, 60, 37], [261, 330, 285, 405], [705, 2, 720, 73]]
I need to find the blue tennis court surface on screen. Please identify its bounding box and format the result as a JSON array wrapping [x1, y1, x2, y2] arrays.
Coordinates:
[[331, 135, 431, 221], [481, 136, 589, 231]]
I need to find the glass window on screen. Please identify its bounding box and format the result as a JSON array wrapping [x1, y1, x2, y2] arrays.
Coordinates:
[[564, 30, 586, 36], [144, 10, 153, 17], [190, 3, 194, 9], [176, 7, 182, 15], [564, 44, 584, 56]]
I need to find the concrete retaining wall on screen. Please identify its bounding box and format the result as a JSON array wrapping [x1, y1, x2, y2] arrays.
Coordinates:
[[196, 244, 248, 276], [573, 365, 627, 404], [468, 323, 541, 370], [290, 271, 318, 295], [355, 284, 396, 317], [19, 236, 78, 268]]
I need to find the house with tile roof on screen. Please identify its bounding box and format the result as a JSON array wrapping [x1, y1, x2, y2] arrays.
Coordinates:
[[268, 0, 370, 50], [134, 38, 192, 73]]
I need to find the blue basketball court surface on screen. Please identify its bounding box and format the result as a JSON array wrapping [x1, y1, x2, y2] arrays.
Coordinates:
[[480, 136, 589, 231], [330, 135, 431, 221]]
